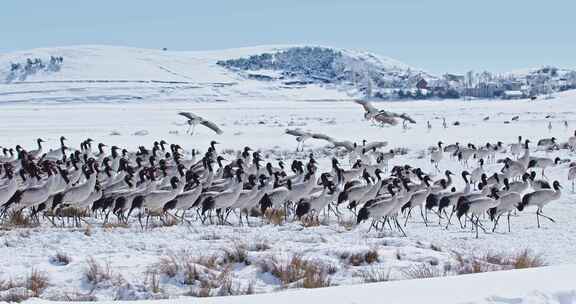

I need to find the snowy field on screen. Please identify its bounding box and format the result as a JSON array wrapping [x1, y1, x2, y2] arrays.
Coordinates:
[[23, 264, 576, 304], [1, 91, 576, 302]]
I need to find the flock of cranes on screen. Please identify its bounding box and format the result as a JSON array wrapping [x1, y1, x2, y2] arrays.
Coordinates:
[[0, 103, 573, 239], [0, 128, 571, 238]]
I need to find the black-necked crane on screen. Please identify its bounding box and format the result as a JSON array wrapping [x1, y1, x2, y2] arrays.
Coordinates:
[[488, 191, 522, 233], [528, 157, 561, 179], [430, 141, 443, 172], [456, 188, 500, 238], [518, 180, 561, 228]]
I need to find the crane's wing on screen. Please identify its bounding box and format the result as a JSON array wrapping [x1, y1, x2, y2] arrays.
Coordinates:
[[200, 119, 223, 135], [373, 113, 399, 126], [331, 140, 355, 151], [364, 141, 388, 151], [354, 99, 378, 114], [398, 113, 416, 124], [178, 112, 201, 121], [310, 132, 333, 142], [285, 129, 308, 137]]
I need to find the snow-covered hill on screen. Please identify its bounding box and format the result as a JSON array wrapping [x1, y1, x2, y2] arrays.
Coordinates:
[[0, 45, 425, 104], [2, 45, 575, 104]]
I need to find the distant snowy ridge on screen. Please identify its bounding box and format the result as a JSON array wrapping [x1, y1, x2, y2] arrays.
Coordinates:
[[1, 45, 575, 103], [22, 265, 576, 304], [217, 46, 431, 97]]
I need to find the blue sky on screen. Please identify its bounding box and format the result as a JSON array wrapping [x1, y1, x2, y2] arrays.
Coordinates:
[[1, 0, 574, 74]]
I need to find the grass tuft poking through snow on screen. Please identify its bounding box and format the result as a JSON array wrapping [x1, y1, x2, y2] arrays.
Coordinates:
[[50, 252, 72, 266], [1, 211, 36, 229], [145, 270, 162, 294], [0, 269, 49, 302], [454, 249, 546, 274], [223, 243, 249, 265], [512, 250, 546, 269], [401, 263, 446, 279], [361, 266, 392, 283], [261, 254, 332, 289], [27, 269, 49, 297], [85, 257, 112, 285], [343, 248, 380, 266]]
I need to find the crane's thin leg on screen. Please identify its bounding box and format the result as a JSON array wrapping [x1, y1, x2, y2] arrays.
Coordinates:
[[536, 209, 555, 223], [420, 206, 428, 227], [475, 216, 480, 239], [507, 212, 511, 233], [492, 214, 501, 232], [395, 217, 407, 237], [404, 207, 412, 227]]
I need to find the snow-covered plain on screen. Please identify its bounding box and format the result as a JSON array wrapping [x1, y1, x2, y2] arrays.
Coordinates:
[[1, 91, 576, 302], [2, 46, 576, 302]]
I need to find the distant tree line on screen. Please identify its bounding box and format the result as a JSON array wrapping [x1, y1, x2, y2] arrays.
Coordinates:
[[5, 56, 64, 82]]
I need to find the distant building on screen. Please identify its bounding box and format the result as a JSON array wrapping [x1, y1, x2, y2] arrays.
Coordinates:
[[443, 74, 465, 83], [463, 82, 502, 98], [503, 90, 525, 99]]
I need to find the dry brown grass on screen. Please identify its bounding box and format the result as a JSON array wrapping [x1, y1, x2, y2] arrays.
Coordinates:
[[345, 249, 380, 266], [157, 255, 180, 278], [223, 243, 249, 265], [265, 209, 285, 225], [50, 252, 71, 266], [299, 265, 331, 289], [27, 269, 49, 297], [0, 270, 49, 302], [185, 265, 255, 298], [266, 254, 306, 285], [454, 249, 546, 274], [1, 211, 36, 228], [361, 266, 392, 283], [195, 254, 219, 270], [301, 215, 320, 227], [261, 254, 331, 288], [145, 270, 162, 294], [401, 263, 445, 279], [85, 257, 112, 285], [511, 250, 546, 269], [182, 262, 200, 285]]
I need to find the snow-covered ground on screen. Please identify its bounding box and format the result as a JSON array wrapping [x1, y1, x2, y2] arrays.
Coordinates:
[[1, 90, 576, 301], [23, 264, 576, 304]]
